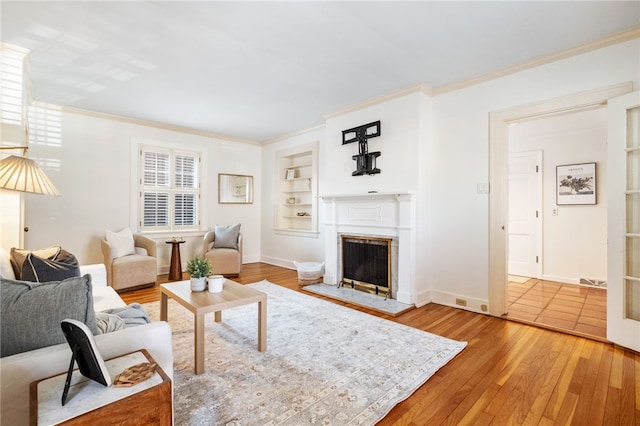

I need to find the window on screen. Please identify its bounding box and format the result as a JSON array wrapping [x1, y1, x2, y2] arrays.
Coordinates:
[[139, 146, 200, 231]]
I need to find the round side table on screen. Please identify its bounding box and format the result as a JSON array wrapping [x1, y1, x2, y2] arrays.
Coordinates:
[[166, 240, 185, 281]]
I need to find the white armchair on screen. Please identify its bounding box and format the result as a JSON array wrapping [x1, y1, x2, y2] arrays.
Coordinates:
[[202, 225, 242, 277], [101, 232, 157, 292]]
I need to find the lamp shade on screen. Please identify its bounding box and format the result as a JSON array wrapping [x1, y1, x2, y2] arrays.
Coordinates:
[[0, 154, 60, 196]]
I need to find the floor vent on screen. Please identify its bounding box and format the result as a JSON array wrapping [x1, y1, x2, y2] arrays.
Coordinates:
[[579, 278, 607, 288]]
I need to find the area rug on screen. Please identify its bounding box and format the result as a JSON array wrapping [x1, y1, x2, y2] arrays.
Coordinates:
[[143, 280, 466, 425], [302, 283, 414, 316]]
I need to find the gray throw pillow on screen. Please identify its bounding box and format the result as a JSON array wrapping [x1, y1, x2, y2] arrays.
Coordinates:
[[9, 245, 61, 280], [213, 224, 241, 249], [20, 249, 80, 283], [0, 275, 97, 357]]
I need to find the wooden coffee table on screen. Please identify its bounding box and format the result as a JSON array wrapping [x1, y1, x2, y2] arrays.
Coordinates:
[[160, 279, 267, 375]]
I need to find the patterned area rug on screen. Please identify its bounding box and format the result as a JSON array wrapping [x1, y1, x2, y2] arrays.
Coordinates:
[[143, 281, 466, 425]]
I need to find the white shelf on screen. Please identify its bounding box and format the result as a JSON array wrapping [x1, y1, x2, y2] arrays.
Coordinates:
[[275, 142, 318, 235], [283, 162, 312, 169], [285, 176, 311, 181]]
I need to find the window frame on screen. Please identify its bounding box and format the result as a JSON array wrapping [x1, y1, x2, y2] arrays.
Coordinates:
[[132, 140, 207, 236]]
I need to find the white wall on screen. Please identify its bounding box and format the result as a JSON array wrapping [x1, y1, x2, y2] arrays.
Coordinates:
[[429, 39, 638, 305], [22, 107, 262, 272], [322, 93, 423, 195], [509, 108, 607, 284]]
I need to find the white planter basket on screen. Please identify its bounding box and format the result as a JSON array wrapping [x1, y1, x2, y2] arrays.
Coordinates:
[[294, 261, 324, 286]]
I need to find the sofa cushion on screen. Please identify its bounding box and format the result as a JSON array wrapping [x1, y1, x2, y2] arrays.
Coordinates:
[[0, 275, 97, 357], [20, 249, 80, 283], [9, 245, 61, 280], [111, 255, 157, 291], [213, 223, 241, 249], [105, 228, 135, 259]]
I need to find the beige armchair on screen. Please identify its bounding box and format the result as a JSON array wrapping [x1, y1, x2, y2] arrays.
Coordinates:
[[101, 233, 157, 292], [202, 229, 242, 277]]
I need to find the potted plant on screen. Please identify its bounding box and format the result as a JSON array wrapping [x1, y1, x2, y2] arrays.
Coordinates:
[[186, 256, 212, 292]]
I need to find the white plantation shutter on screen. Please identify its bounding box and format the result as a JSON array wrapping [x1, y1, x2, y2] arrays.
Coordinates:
[[0, 52, 24, 126], [144, 151, 170, 186], [139, 147, 200, 231], [175, 154, 196, 188], [143, 192, 169, 227]]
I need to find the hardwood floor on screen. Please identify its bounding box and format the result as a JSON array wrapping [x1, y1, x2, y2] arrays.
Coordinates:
[[121, 263, 639, 425]]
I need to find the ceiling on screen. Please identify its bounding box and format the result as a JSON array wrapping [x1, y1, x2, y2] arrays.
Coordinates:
[[2, 1, 639, 143]]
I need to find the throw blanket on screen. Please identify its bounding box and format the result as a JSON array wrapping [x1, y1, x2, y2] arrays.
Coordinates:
[[102, 303, 150, 327]]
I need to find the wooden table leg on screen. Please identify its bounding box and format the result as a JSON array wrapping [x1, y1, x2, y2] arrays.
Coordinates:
[[160, 293, 168, 321], [214, 311, 222, 322], [257, 298, 267, 352], [194, 313, 205, 375]]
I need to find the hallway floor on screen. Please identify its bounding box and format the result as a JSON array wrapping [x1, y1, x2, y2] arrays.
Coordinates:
[[506, 277, 607, 340]]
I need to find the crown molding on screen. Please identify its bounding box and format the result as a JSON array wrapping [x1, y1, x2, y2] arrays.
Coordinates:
[[432, 26, 640, 96], [261, 123, 325, 146], [322, 83, 433, 121], [319, 26, 639, 121], [29, 101, 261, 146]]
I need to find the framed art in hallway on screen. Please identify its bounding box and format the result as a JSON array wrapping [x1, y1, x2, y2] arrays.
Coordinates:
[[556, 162, 596, 205]]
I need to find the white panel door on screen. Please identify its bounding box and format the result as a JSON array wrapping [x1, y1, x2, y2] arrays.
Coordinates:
[[0, 189, 23, 248], [508, 151, 542, 278], [607, 91, 640, 352]]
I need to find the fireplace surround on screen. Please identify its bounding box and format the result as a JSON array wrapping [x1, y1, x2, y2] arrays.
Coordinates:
[[321, 192, 416, 305]]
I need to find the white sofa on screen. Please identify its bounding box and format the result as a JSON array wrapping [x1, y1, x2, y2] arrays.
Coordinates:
[[0, 254, 173, 426]]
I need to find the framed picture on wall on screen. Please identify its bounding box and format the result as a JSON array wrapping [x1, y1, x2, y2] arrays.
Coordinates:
[[556, 162, 596, 205]]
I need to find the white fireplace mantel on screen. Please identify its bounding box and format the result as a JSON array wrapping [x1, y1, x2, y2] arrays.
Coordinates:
[[321, 191, 416, 305], [319, 191, 414, 201]]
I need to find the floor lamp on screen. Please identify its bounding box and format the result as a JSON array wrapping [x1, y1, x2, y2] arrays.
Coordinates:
[[0, 146, 60, 248], [0, 146, 60, 196]]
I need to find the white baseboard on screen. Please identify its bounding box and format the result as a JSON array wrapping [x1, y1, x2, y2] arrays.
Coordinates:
[[542, 274, 580, 285], [259, 256, 296, 270], [430, 290, 490, 315], [242, 255, 260, 264], [413, 289, 432, 308]]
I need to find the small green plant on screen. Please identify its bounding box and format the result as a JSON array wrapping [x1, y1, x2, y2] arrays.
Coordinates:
[[186, 256, 212, 278]]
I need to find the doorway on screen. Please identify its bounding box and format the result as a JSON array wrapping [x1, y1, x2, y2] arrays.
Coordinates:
[[488, 82, 633, 339], [504, 109, 608, 339]]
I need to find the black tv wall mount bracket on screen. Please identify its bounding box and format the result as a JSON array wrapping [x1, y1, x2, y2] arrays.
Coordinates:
[[342, 120, 381, 176]]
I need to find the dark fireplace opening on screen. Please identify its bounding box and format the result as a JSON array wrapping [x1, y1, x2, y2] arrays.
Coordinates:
[[341, 235, 391, 298]]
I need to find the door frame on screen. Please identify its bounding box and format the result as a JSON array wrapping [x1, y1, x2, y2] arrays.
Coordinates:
[[606, 90, 640, 351], [488, 82, 633, 317]]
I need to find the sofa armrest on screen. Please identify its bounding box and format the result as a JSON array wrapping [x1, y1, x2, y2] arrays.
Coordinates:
[[203, 231, 215, 255], [80, 263, 107, 288], [0, 321, 173, 426], [134, 234, 157, 258]]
